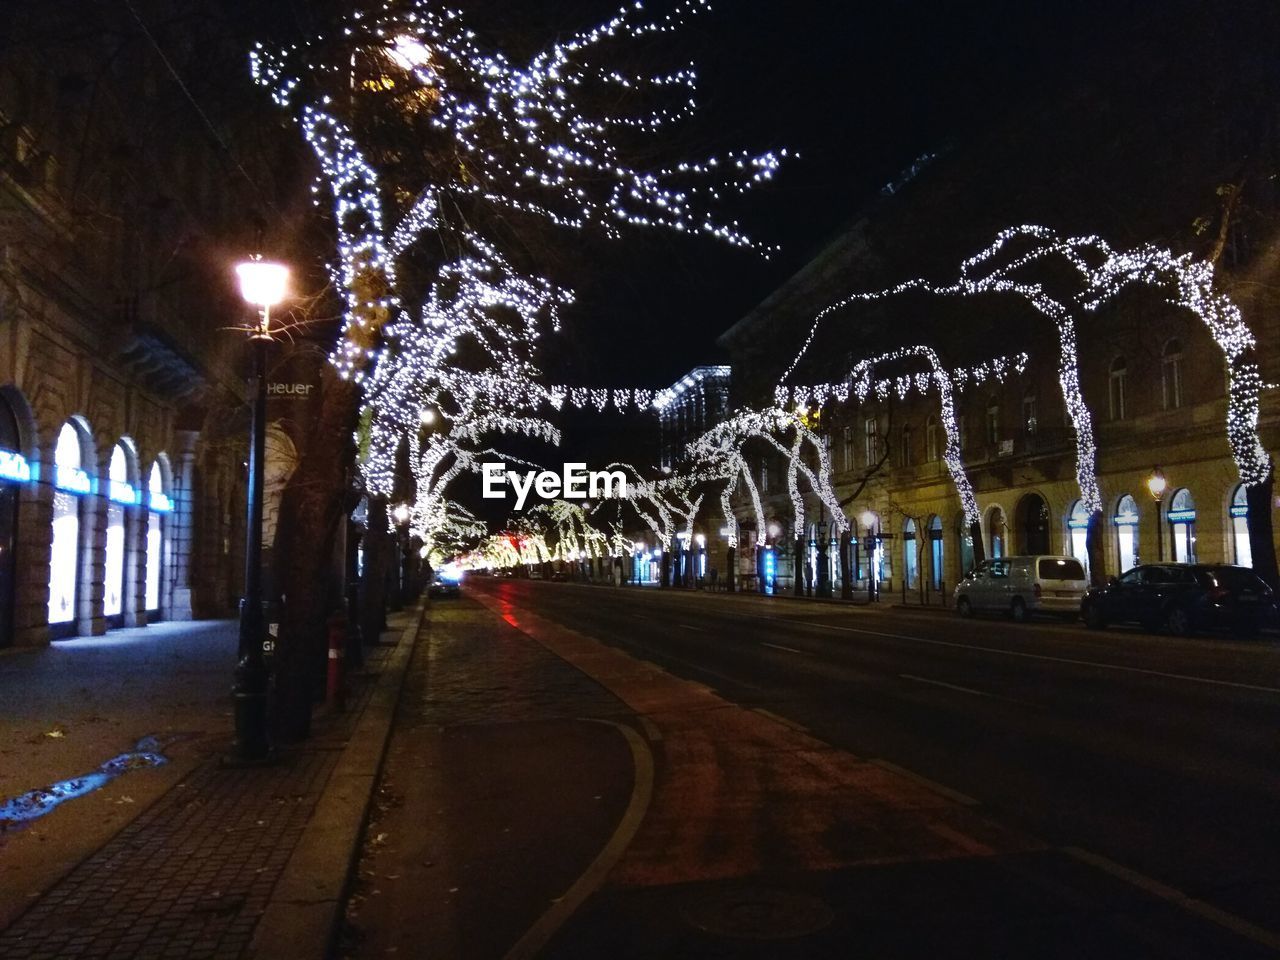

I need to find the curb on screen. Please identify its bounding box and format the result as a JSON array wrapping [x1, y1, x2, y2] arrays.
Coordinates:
[[245, 599, 427, 960]]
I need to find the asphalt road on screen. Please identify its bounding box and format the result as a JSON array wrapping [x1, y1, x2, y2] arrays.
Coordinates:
[[475, 577, 1280, 948]]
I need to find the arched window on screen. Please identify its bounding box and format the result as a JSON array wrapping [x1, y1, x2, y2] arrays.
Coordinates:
[[103, 441, 139, 624], [1109, 356, 1128, 420], [146, 459, 173, 619], [1162, 338, 1183, 410], [1168, 488, 1196, 563], [1113, 495, 1140, 573], [986, 505, 1007, 559], [1067, 499, 1091, 575], [49, 420, 92, 636], [903, 517, 918, 588], [1231, 484, 1252, 568], [925, 415, 939, 462], [927, 515, 944, 590], [1016, 494, 1051, 555]]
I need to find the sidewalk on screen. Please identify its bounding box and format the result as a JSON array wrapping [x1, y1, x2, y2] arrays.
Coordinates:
[[0, 605, 424, 960]]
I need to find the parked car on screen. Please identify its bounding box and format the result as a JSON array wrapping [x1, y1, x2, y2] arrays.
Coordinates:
[[955, 555, 1089, 621], [550, 570, 569, 582], [1081, 563, 1273, 637]]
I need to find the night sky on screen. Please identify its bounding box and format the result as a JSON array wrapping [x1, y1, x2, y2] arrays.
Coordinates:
[[244, 0, 1123, 389]]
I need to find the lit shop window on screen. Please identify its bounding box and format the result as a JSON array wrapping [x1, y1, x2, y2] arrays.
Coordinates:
[[104, 442, 139, 620], [1113, 495, 1140, 573], [146, 460, 173, 615], [1167, 488, 1197, 564], [1067, 499, 1090, 577], [1230, 484, 1252, 568], [49, 422, 91, 628]]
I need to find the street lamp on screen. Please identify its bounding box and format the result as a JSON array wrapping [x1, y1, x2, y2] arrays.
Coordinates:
[[860, 509, 879, 603], [231, 255, 289, 764], [1147, 466, 1167, 563]]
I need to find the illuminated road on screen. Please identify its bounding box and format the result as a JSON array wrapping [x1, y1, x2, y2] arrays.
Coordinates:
[[473, 576, 1280, 954]]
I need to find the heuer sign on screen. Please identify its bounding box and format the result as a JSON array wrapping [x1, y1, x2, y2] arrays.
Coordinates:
[[268, 382, 315, 399]]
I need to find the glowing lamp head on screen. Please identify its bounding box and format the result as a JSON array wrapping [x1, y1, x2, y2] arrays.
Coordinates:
[[392, 503, 412, 525], [235, 258, 289, 308], [859, 510, 877, 531], [694, 533, 706, 547], [419, 408, 436, 425], [1146, 468, 1167, 501]]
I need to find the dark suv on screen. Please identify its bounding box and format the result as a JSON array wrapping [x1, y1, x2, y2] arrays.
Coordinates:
[[1081, 563, 1274, 637]]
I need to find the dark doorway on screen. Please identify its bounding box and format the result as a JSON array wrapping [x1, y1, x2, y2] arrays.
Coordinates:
[[1017, 493, 1052, 555]]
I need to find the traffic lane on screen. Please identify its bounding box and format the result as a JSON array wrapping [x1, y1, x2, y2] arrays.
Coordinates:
[[504, 580, 1280, 802], [506, 578, 1280, 691], [500, 581, 1280, 751], [476, 579, 1280, 929]]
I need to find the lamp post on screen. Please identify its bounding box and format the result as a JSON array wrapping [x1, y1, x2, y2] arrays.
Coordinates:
[[1147, 467, 1167, 563], [231, 256, 289, 764], [861, 509, 879, 603]]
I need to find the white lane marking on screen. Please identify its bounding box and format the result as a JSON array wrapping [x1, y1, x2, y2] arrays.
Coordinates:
[[775, 619, 1280, 696], [900, 673, 997, 699], [868, 758, 980, 806], [761, 641, 805, 655], [677, 623, 704, 632], [752, 707, 810, 734], [1062, 846, 1280, 952], [504, 721, 655, 960]]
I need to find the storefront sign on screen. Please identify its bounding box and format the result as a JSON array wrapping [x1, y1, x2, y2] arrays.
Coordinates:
[[267, 381, 316, 399], [108, 479, 139, 505], [0, 449, 30, 483], [55, 464, 92, 494]]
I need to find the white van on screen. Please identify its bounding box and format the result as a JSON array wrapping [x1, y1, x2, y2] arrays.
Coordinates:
[[955, 555, 1088, 621]]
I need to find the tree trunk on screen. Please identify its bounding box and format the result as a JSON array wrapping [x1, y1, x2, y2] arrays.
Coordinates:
[[726, 546, 735, 593], [1085, 509, 1106, 586], [969, 519, 986, 570], [793, 537, 804, 597], [1246, 472, 1279, 593], [272, 373, 360, 742], [360, 497, 393, 649], [839, 529, 852, 601]]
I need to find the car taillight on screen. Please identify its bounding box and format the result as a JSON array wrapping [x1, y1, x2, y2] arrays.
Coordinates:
[[1033, 582, 1042, 599]]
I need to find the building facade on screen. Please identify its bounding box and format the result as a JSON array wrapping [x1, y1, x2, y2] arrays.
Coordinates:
[[714, 10, 1280, 598], [656, 365, 731, 471], [0, 2, 301, 647]]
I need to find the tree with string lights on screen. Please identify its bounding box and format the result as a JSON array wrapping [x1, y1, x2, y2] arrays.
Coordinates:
[[250, 0, 787, 736]]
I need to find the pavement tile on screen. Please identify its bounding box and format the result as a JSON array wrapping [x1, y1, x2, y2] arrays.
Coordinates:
[[0, 630, 405, 960]]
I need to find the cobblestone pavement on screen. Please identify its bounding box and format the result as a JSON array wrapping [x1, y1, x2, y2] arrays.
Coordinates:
[[0, 632, 399, 960]]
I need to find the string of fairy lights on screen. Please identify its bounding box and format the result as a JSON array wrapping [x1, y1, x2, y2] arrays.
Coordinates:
[[251, 0, 787, 384], [251, 1, 794, 560], [778, 225, 1272, 530], [253, 5, 1268, 564]]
